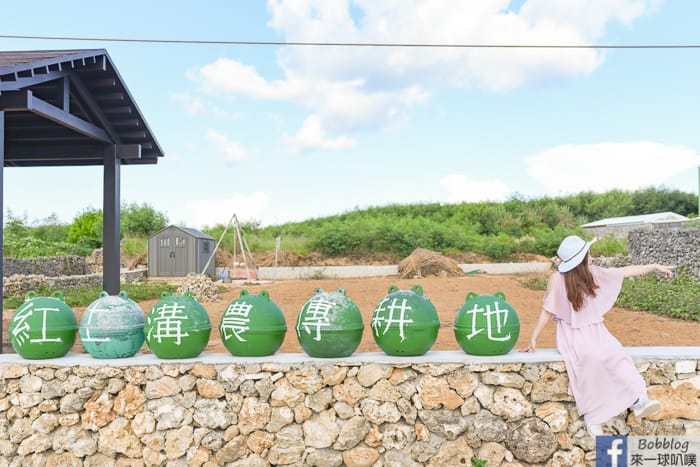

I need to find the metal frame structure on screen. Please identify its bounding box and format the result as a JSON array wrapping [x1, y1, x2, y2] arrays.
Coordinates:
[[0, 49, 164, 351]]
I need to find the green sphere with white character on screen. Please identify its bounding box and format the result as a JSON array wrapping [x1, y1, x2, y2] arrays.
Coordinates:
[[454, 291, 520, 356]]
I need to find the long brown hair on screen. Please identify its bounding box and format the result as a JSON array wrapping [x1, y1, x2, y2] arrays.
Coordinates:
[[563, 253, 599, 311]]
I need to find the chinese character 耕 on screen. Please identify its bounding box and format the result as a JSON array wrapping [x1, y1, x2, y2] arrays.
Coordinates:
[[371, 297, 414, 342]]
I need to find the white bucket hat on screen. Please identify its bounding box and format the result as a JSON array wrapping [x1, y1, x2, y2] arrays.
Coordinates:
[[557, 235, 596, 272]]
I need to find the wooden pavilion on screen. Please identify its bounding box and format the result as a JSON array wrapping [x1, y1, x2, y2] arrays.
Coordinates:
[[0, 49, 165, 350]]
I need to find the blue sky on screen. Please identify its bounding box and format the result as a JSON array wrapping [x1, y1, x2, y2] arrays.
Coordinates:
[[2, 0, 699, 229]]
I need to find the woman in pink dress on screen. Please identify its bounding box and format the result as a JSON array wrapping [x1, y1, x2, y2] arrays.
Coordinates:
[[521, 235, 675, 436]]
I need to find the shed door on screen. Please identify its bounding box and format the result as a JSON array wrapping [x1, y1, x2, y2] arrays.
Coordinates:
[[174, 235, 187, 275], [158, 235, 188, 276]]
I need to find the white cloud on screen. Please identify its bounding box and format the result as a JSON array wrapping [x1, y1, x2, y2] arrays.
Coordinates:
[[179, 0, 665, 159], [188, 1, 658, 135], [184, 192, 270, 229], [283, 115, 356, 152], [527, 141, 700, 194], [206, 130, 247, 161], [440, 174, 511, 203], [264, 0, 658, 92]]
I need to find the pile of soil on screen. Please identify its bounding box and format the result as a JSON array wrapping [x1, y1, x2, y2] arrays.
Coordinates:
[[398, 248, 464, 279]]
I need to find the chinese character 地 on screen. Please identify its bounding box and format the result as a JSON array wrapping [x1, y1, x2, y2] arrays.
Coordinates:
[[147, 302, 190, 345], [371, 297, 413, 342], [298, 298, 333, 341], [221, 301, 253, 342], [465, 301, 511, 342]]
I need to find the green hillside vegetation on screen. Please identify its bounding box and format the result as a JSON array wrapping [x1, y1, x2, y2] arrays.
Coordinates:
[[4, 188, 696, 261], [209, 187, 696, 259]]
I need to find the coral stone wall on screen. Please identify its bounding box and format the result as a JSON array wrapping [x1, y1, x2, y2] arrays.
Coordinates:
[[0, 349, 698, 466], [629, 227, 700, 279], [2, 256, 88, 277]]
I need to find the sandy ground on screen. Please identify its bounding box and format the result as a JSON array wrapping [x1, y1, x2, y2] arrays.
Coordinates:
[[8, 273, 688, 356]]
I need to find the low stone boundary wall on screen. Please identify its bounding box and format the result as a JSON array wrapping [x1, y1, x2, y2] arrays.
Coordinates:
[[2, 269, 147, 297], [0, 348, 697, 466], [257, 262, 551, 280], [2, 256, 88, 277]]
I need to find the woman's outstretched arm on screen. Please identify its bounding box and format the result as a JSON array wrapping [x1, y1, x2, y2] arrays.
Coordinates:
[[621, 264, 675, 279]]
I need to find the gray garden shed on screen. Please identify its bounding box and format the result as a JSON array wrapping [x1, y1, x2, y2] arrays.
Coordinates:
[[148, 225, 215, 277]]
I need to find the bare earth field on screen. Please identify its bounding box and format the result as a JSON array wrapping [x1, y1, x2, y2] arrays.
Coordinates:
[[52, 273, 700, 356]]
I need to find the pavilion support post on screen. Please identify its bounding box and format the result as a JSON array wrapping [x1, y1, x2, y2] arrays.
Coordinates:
[[0, 111, 4, 353], [103, 145, 120, 294]]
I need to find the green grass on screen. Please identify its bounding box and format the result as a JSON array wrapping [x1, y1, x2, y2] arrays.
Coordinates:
[[519, 274, 550, 291], [3, 282, 178, 310], [520, 267, 700, 322], [590, 235, 627, 256], [122, 236, 148, 257], [617, 267, 700, 321]]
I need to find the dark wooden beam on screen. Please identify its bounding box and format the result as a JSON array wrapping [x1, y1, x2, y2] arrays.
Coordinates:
[[93, 78, 116, 88], [103, 145, 120, 294], [60, 77, 70, 112], [103, 106, 132, 116], [67, 71, 120, 142], [2, 91, 112, 143], [5, 126, 79, 139], [0, 70, 69, 92], [112, 119, 140, 127], [116, 144, 141, 160], [8, 135, 88, 144], [97, 92, 125, 102], [0, 90, 29, 110], [121, 131, 147, 140], [26, 91, 112, 143], [5, 142, 104, 160]]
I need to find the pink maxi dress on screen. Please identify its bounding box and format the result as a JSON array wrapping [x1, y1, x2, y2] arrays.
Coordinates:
[[543, 265, 646, 424]]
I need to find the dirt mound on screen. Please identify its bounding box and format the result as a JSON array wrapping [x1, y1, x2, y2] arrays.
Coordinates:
[[398, 248, 464, 279], [254, 251, 400, 267], [127, 252, 147, 270]]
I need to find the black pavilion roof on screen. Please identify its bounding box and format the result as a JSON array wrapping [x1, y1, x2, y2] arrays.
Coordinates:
[[0, 49, 164, 166]]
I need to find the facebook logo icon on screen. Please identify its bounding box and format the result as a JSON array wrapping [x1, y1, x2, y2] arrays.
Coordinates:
[[596, 436, 627, 467]]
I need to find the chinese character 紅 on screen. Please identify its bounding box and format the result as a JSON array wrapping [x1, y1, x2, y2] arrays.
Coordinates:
[[371, 297, 413, 342], [148, 302, 190, 345], [299, 298, 333, 341], [221, 301, 253, 342], [11, 304, 63, 346]]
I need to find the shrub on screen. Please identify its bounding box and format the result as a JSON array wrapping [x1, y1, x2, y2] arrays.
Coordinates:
[[121, 202, 168, 237], [590, 235, 627, 256], [68, 208, 103, 247], [482, 234, 514, 259]]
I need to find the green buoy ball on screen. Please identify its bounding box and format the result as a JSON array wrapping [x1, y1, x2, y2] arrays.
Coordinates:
[[9, 291, 78, 359], [80, 291, 145, 359], [371, 285, 439, 356], [454, 291, 520, 356], [144, 290, 212, 359], [220, 290, 287, 356], [296, 288, 364, 358]]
